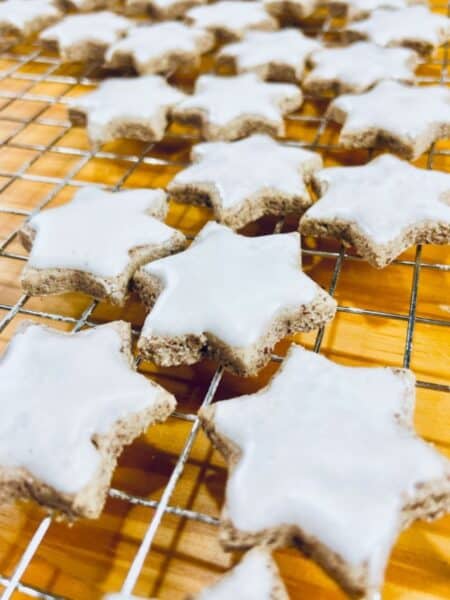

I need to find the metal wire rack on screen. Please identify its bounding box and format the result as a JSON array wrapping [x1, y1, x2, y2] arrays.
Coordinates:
[[0, 3, 449, 599]]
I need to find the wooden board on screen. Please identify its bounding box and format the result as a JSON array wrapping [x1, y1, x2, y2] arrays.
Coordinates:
[[0, 4, 449, 599]]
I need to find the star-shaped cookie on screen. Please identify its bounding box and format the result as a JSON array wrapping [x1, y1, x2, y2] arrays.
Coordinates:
[[327, 80, 450, 160], [191, 549, 288, 600], [344, 6, 450, 55], [105, 22, 214, 75], [328, 0, 424, 21], [20, 186, 186, 305], [69, 74, 186, 146], [217, 29, 320, 83], [135, 222, 336, 376], [300, 154, 450, 267], [168, 134, 322, 229], [0, 321, 176, 518], [0, 0, 61, 39], [303, 41, 418, 94], [40, 11, 132, 63], [200, 345, 450, 598], [264, 0, 320, 23], [126, 0, 206, 19], [172, 73, 302, 141], [185, 1, 277, 42]]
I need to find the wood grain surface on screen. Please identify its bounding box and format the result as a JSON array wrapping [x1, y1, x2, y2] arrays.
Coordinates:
[[0, 3, 449, 599]]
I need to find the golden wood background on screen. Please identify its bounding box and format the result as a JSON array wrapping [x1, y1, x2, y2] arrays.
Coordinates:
[[0, 3, 449, 599]]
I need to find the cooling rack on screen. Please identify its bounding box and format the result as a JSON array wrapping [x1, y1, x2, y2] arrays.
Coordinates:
[[0, 2, 449, 599]]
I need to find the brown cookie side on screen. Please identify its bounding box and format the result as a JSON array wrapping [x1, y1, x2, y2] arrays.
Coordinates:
[[301, 215, 450, 268], [41, 38, 112, 63]]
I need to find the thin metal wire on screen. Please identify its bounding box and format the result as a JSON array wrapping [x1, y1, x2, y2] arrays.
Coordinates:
[[0, 4, 448, 598]]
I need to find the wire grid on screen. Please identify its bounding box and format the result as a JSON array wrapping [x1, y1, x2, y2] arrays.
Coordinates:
[[0, 4, 449, 599]]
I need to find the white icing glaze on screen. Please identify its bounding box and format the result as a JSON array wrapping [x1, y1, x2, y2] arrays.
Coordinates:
[[27, 186, 179, 277], [305, 42, 417, 92], [0, 322, 174, 494], [304, 154, 450, 244], [175, 73, 302, 128], [105, 22, 212, 73], [213, 345, 448, 586], [70, 74, 186, 144], [141, 222, 320, 347], [348, 6, 450, 48], [40, 11, 131, 51], [332, 0, 424, 20], [0, 0, 60, 32], [170, 134, 321, 209], [219, 29, 320, 79], [186, 1, 275, 37], [196, 550, 278, 600], [329, 80, 450, 141]]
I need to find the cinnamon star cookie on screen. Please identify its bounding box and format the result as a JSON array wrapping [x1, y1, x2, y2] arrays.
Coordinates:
[[135, 222, 336, 376], [343, 5, 450, 55], [0, 321, 176, 518], [168, 134, 322, 229], [303, 41, 418, 94], [327, 80, 450, 160], [105, 22, 214, 75], [200, 345, 450, 598], [20, 186, 186, 305], [0, 0, 61, 39], [217, 29, 320, 83], [300, 154, 450, 267], [69, 74, 186, 146], [40, 11, 132, 63], [172, 73, 302, 141], [185, 1, 277, 42]]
